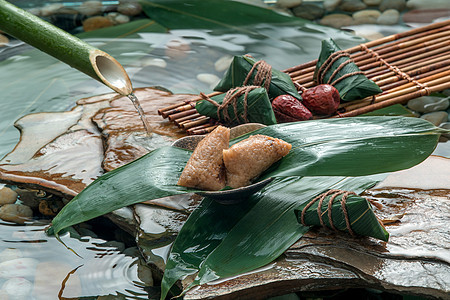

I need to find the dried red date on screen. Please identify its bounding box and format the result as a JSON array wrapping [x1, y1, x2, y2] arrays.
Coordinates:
[[301, 84, 340, 115], [272, 95, 313, 123]]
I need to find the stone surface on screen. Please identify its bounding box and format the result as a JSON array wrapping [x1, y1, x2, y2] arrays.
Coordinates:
[[83, 16, 114, 32], [403, 9, 450, 24], [32, 262, 82, 300], [0, 187, 17, 205], [363, 0, 381, 5], [77, 0, 103, 16], [291, 4, 325, 20], [420, 111, 448, 126], [0, 34, 9, 47], [407, 0, 450, 10], [339, 0, 367, 12], [0, 204, 33, 224], [2, 277, 33, 300], [117, 1, 142, 16], [196, 73, 221, 89], [214, 55, 233, 72], [319, 14, 354, 28], [377, 9, 400, 25], [352, 9, 381, 24], [407, 96, 450, 113], [0, 258, 38, 279], [0, 248, 22, 263], [323, 0, 341, 11], [107, 12, 130, 25], [379, 0, 405, 11], [276, 0, 303, 9]]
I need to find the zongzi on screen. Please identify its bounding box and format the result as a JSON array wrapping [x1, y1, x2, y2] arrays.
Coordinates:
[[314, 38, 381, 102], [223, 135, 292, 188], [177, 125, 230, 191]]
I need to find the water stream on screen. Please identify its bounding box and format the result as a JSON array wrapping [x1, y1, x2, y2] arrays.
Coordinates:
[[127, 93, 153, 136]]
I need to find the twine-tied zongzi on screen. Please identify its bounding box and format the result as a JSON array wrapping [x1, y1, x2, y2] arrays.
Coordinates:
[[300, 189, 357, 236], [243, 59, 272, 90], [200, 86, 260, 124], [315, 51, 364, 87]]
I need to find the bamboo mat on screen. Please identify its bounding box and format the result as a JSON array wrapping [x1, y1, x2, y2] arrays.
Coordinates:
[[159, 20, 450, 135]]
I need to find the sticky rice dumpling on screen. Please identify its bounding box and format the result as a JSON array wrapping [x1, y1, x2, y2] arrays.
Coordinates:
[[223, 135, 292, 188], [177, 125, 230, 191]]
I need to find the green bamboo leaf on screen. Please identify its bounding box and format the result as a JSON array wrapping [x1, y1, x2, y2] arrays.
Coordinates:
[[48, 116, 441, 238], [139, 0, 306, 31], [161, 175, 384, 299]]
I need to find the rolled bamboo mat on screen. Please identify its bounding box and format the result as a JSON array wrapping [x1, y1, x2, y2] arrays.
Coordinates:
[[159, 19, 450, 134]]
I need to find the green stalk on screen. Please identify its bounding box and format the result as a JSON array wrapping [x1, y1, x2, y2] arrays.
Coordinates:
[[0, 0, 132, 95]]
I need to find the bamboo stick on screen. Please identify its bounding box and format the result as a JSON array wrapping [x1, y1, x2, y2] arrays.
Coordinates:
[[167, 108, 197, 121], [173, 113, 202, 125], [0, 0, 132, 95], [336, 80, 450, 118], [182, 117, 209, 129], [341, 74, 450, 112]]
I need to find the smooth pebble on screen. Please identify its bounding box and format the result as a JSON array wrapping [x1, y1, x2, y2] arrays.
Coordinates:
[[363, 0, 381, 5], [276, 0, 303, 8], [292, 4, 325, 20], [440, 122, 450, 138], [117, 2, 142, 16], [0, 258, 38, 279], [0, 187, 17, 205], [377, 9, 400, 25], [165, 39, 190, 59], [33, 262, 82, 300], [0, 248, 23, 263], [0, 204, 32, 224], [77, 1, 103, 16], [339, 0, 367, 12], [323, 0, 341, 11], [353, 9, 381, 24], [379, 0, 406, 11], [83, 16, 114, 32], [39, 3, 64, 17], [215, 55, 233, 72], [140, 57, 167, 68], [2, 277, 33, 300], [407, 96, 450, 113], [197, 73, 221, 89], [420, 111, 448, 126], [407, 0, 449, 10], [320, 14, 354, 28]]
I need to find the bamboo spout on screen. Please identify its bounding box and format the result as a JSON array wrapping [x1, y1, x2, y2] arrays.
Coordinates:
[[0, 0, 132, 95]]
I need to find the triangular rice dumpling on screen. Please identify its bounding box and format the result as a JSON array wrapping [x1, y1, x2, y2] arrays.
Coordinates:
[[196, 86, 277, 126], [214, 55, 301, 101], [314, 38, 382, 102], [294, 190, 389, 241], [177, 125, 230, 191]]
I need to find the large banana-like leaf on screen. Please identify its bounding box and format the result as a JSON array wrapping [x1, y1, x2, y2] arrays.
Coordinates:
[[139, 0, 307, 31], [161, 175, 384, 299], [48, 116, 440, 237]]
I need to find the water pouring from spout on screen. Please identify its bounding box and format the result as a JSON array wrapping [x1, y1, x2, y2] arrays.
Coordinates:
[[0, 0, 151, 134]]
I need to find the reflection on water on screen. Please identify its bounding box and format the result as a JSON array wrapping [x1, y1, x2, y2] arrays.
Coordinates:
[[0, 222, 149, 299]]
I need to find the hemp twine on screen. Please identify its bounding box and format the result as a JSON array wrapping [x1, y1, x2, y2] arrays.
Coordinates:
[[243, 60, 272, 90], [200, 85, 260, 124], [300, 189, 357, 236], [360, 44, 431, 95], [315, 50, 364, 86]]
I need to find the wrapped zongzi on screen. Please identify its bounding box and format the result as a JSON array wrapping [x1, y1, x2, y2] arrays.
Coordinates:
[[294, 189, 388, 241], [214, 55, 301, 101], [196, 86, 277, 126], [314, 38, 382, 102]]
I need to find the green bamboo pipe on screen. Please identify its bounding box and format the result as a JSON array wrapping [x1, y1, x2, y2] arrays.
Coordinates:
[[0, 0, 133, 95]]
